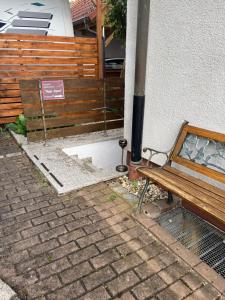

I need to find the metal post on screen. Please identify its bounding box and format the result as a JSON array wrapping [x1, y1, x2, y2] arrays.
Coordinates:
[[38, 80, 47, 145], [131, 0, 150, 163], [102, 26, 108, 136]]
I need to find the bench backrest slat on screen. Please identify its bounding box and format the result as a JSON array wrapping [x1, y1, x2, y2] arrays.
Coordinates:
[[170, 124, 225, 184]]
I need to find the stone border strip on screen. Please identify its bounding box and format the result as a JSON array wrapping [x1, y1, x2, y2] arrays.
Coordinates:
[[133, 212, 225, 296]]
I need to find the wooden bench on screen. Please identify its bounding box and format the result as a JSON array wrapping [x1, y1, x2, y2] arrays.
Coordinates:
[[137, 121, 225, 232]]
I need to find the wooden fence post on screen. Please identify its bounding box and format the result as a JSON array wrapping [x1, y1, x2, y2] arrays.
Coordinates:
[[96, 0, 103, 79]]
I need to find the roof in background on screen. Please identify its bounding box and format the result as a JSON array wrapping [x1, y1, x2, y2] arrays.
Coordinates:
[[70, 0, 96, 22], [70, 0, 106, 23]]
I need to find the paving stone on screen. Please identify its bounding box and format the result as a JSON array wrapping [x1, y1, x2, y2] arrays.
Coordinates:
[[1, 232, 21, 245], [10, 270, 38, 288], [26, 201, 49, 212], [16, 210, 41, 222], [132, 274, 166, 300], [40, 225, 68, 242], [48, 215, 74, 228], [37, 257, 71, 279], [48, 241, 78, 261], [184, 284, 221, 300], [97, 235, 124, 252], [89, 210, 113, 223], [91, 248, 120, 269], [66, 217, 92, 231], [11, 236, 40, 252], [26, 275, 62, 298], [59, 228, 85, 244], [32, 213, 57, 226], [83, 266, 116, 291], [114, 291, 136, 300], [69, 245, 99, 265], [1, 208, 26, 220], [112, 252, 143, 274], [60, 261, 93, 284], [77, 231, 104, 248], [78, 286, 110, 300], [48, 281, 85, 300], [30, 239, 59, 256], [101, 222, 128, 238], [137, 241, 165, 261], [21, 223, 49, 238], [107, 270, 140, 296], [157, 280, 191, 300], [8, 249, 29, 265], [182, 271, 205, 291], [57, 205, 80, 217], [159, 261, 190, 284], [116, 238, 147, 256], [84, 219, 109, 235], [134, 256, 166, 279], [158, 250, 178, 267], [73, 207, 96, 219], [3, 220, 32, 235], [41, 203, 64, 215]]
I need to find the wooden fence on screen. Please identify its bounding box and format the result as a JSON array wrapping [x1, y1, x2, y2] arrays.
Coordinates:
[[0, 34, 98, 124], [20, 78, 124, 142]]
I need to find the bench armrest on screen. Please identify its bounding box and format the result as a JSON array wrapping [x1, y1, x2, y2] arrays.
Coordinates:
[[143, 147, 170, 168]]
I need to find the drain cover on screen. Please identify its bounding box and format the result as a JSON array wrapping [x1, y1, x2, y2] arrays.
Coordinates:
[[157, 207, 225, 278]]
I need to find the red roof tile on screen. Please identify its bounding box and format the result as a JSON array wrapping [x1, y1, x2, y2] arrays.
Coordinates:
[[70, 0, 96, 22]]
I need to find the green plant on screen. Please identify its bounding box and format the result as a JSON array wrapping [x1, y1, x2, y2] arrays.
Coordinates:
[[107, 192, 117, 202], [6, 114, 27, 136], [105, 0, 127, 44]]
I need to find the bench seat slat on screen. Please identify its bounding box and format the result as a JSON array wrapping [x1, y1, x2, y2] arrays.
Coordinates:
[[164, 165, 225, 199], [162, 167, 225, 206], [137, 167, 225, 227]]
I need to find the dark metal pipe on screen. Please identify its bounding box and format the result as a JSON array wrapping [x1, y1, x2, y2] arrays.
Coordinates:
[[131, 0, 150, 163]]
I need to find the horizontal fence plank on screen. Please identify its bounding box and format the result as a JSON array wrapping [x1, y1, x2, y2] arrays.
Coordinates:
[[0, 41, 97, 51], [0, 49, 98, 58], [0, 103, 23, 110], [0, 117, 16, 124], [0, 57, 98, 65], [26, 111, 122, 130], [0, 33, 97, 44], [27, 120, 124, 142], [0, 84, 20, 90], [0, 71, 97, 79], [0, 109, 23, 117], [0, 90, 21, 97], [0, 97, 21, 104]]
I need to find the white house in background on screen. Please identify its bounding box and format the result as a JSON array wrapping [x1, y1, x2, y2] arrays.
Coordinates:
[[0, 0, 73, 36], [125, 0, 225, 165]]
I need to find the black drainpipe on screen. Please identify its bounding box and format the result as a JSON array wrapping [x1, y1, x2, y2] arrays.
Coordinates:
[[131, 0, 150, 163]]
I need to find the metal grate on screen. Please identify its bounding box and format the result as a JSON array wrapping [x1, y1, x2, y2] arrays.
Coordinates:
[[157, 207, 225, 278]]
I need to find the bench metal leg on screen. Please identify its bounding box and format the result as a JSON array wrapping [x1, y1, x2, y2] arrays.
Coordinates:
[[138, 179, 150, 213], [167, 191, 173, 204]]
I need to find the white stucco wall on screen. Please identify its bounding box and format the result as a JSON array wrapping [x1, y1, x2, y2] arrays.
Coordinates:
[[125, 0, 225, 166], [0, 0, 73, 36]]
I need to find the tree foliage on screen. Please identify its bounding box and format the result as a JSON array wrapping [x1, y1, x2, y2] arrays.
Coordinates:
[[105, 0, 127, 43]]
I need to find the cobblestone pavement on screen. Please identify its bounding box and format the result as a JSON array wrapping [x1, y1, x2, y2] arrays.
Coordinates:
[[0, 133, 225, 300]]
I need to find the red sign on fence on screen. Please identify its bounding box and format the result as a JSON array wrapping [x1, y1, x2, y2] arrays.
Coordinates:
[[41, 80, 65, 100]]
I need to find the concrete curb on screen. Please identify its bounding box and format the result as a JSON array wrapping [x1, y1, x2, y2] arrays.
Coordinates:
[[0, 279, 19, 300]]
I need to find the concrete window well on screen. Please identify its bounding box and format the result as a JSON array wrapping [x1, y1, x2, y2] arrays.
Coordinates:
[[13, 129, 126, 195]]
